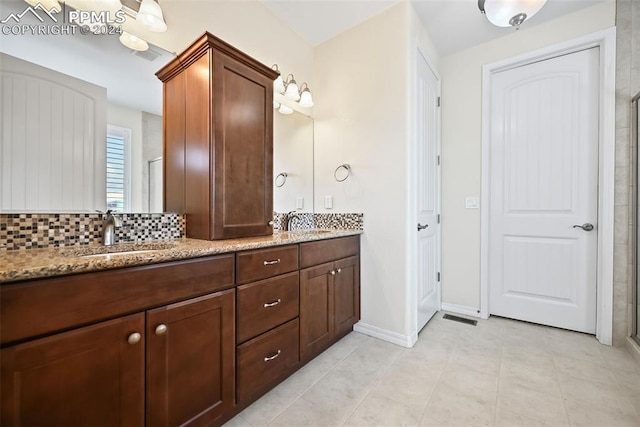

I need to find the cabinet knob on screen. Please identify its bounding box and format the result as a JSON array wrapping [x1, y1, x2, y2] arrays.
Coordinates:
[[330, 270, 336, 275], [155, 324, 168, 335], [264, 350, 281, 362], [127, 332, 141, 345], [337, 268, 342, 274]]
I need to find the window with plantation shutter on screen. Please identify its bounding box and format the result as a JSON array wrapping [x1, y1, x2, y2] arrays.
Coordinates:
[[106, 125, 131, 211]]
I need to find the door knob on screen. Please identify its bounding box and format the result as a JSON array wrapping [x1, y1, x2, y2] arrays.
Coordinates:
[[417, 223, 429, 231], [572, 223, 594, 231]]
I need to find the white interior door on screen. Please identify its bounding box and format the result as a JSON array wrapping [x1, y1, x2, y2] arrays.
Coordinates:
[[488, 47, 599, 334], [416, 50, 440, 332]]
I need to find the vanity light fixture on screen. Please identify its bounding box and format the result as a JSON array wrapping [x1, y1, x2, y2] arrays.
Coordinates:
[[119, 31, 149, 51], [137, 0, 167, 32], [478, 0, 547, 29], [271, 64, 314, 112]]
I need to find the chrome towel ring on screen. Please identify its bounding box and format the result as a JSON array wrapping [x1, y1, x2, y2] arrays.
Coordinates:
[[275, 172, 287, 187], [334, 164, 351, 182]]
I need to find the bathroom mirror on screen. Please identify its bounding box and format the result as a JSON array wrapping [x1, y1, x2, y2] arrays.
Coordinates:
[[0, 0, 315, 214], [273, 110, 314, 213]]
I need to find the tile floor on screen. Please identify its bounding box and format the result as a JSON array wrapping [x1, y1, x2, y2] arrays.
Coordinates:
[[224, 313, 640, 426]]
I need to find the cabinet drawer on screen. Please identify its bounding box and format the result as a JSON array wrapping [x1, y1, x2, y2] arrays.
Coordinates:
[[237, 272, 299, 343], [237, 318, 299, 404], [236, 245, 298, 284], [300, 236, 360, 269]]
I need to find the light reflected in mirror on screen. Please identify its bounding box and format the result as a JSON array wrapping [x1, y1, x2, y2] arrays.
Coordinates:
[[0, 0, 172, 213], [273, 110, 314, 213]]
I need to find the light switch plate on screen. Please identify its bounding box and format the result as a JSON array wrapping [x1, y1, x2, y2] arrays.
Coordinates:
[[296, 197, 304, 210], [324, 195, 333, 209], [465, 197, 479, 209]]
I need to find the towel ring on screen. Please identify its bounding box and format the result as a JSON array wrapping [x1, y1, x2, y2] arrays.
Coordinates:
[[334, 164, 351, 182], [275, 172, 288, 187]]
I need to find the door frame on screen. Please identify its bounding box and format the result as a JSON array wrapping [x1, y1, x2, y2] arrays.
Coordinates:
[[410, 45, 442, 342], [479, 28, 616, 345]]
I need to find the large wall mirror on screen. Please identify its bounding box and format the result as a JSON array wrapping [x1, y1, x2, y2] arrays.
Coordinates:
[[0, 0, 314, 214]]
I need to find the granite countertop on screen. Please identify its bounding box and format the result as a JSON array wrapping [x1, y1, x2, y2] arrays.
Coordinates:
[[0, 229, 362, 284]]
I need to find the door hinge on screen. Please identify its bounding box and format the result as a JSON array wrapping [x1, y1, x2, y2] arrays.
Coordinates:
[[437, 272, 441, 282], [437, 214, 440, 224], [437, 155, 441, 166], [437, 96, 441, 107]]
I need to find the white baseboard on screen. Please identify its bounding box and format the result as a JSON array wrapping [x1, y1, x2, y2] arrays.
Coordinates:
[[440, 303, 483, 319], [353, 322, 417, 348]]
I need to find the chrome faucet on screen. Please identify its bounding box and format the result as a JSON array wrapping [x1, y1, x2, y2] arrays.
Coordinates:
[[102, 210, 122, 246], [283, 210, 297, 232]]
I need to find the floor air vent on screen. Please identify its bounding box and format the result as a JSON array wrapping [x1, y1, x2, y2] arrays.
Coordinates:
[[442, 314, 477, 326]]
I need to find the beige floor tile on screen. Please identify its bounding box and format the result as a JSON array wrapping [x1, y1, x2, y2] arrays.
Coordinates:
[[223, 415, 253, 427], [269, 397, 350, 427], [497, 381, 568, 426], [420, 384, 496, 427], [553, 354, 618, 386], [494, 407, 554, 427], [344, 393, 423, 427], [612, 368, 640, 397], [558, 374, 635, 409], [239, 381, 302, 426], [449, 346, 501, 376], [438, 366, 499, 405], [564, 397, 640, 427], [369, 362, 440, 411], [499, 361, 562, 397], [600, 345, 640, 373]]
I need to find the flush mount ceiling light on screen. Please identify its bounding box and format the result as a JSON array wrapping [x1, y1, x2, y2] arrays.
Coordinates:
[[119, 31, 149, 51], [137, 0, 167, 32], [478, 0, 547, 29]]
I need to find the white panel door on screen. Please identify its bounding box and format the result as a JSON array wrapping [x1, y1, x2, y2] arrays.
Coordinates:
[[489, 48, 599, 333], [416, 51, 440, 332]]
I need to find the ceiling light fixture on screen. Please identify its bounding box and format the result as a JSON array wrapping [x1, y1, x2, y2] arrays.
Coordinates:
[[478, 0, 547, 29], [119, 31, 149, 51], [137, 0, 167, 32], [271, 65, 314, 113]]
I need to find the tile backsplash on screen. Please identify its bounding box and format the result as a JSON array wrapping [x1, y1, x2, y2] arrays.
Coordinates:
[[0, 213, 185, 251], [273, 212, 364, 231]]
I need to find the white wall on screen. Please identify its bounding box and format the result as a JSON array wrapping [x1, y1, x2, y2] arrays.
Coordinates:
[[314, 2, 440, 339], [440, 1, 616, 309], [107, 103, 143, 212]]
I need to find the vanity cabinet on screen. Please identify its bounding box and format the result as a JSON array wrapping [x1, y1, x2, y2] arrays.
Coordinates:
[[157, 32, 279, 240], [299, 237, 360, 361], [0, 256, 236, 427], [235, 246, 301, 404]]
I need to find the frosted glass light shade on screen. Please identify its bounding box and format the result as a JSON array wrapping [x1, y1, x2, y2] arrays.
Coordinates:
[[273, 100, 281, 109], [274, 75, 285, 94], [299, 89, 313, 108], [278, 104, 294, 115], [483, 0, 547, 27], [25, 0, 61, 12], [284, 80, 300, 101], [137, 0, 167, 32], [119, 32, 149, 51]]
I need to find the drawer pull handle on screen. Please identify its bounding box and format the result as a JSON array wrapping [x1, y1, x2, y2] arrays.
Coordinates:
[[127, 332, 141, 345], [264, 350, 281, 362], [263, 299, 281, 308], [263, 259, 281, 266]]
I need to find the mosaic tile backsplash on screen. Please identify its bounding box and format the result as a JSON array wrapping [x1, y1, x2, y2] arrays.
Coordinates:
[[273, 212, 364, 231], [0, 213, 185, 251]]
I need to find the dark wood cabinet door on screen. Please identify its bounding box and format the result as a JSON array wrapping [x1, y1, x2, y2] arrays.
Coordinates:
[[213, 52, 273, 239], [163, 70, 186, 214], [299, 262, 335, 361], [146, 289, 235, 427], [1, 314, 145, 427], [334, 256, 361, 338]]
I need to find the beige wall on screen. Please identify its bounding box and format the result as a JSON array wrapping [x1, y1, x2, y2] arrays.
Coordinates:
[[616, 0, 640, 349], [440, 2, 616, 310], [314, 3, 440, 338]]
